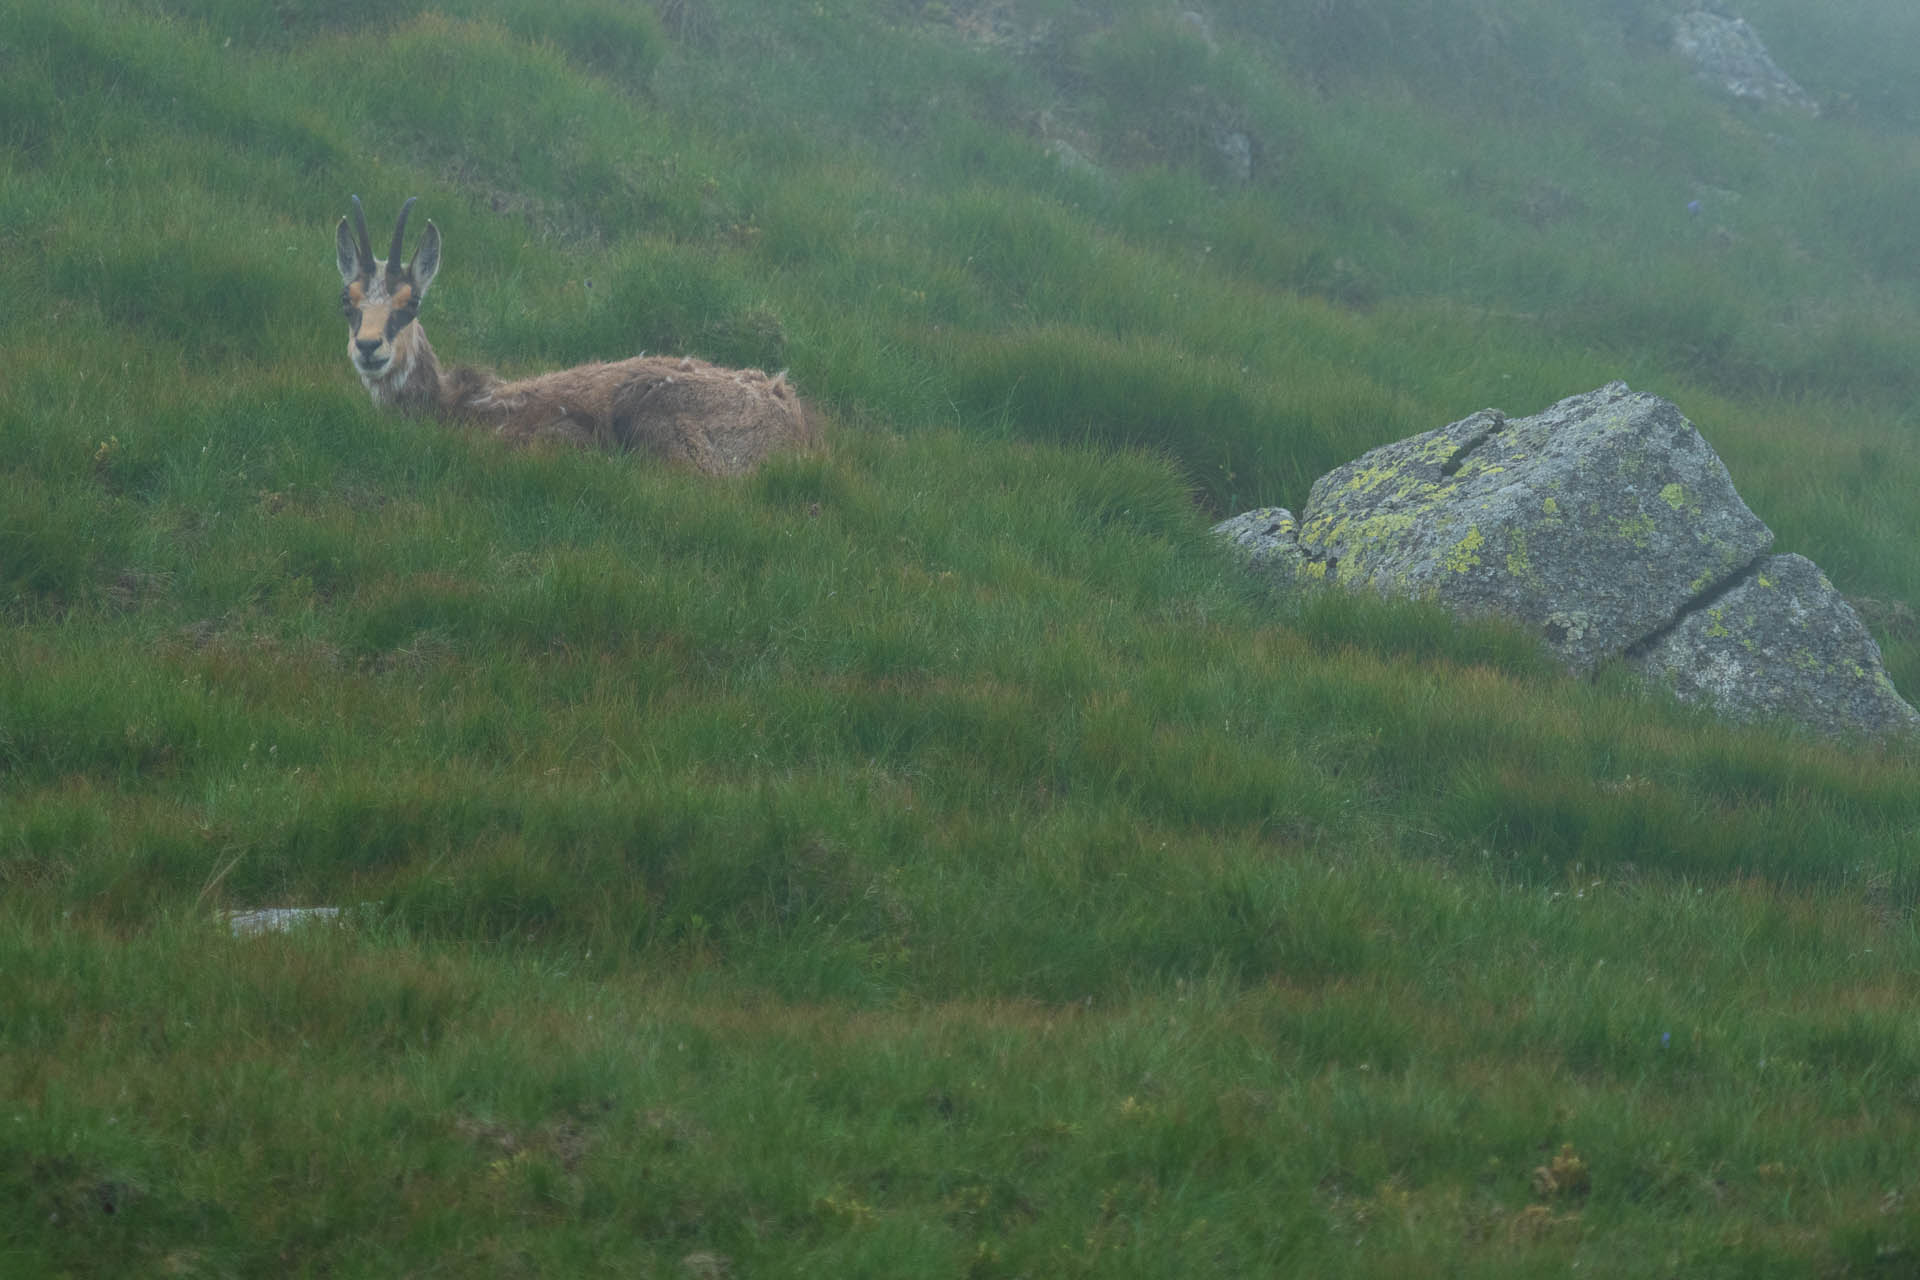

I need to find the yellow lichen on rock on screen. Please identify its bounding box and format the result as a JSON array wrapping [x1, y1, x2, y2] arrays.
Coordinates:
[[1506, 528, 1535, 581], [1444, 527, 1484, 573], [1614, 513, 1655, 548]]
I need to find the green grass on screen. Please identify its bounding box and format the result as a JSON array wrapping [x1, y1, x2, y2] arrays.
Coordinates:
[[4, 0, 1920, 1273]]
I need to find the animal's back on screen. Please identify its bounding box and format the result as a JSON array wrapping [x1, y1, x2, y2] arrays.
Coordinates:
[[608, 355, 818, 476], [453, 354, 817, 471]]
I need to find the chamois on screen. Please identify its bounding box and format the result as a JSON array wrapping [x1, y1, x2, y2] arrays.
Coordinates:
[[335, 196, 816, 475]]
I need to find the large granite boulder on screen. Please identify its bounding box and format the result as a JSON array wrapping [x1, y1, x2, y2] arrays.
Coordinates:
[[1290, 382, 1773, 675], [1215, 383, 1918, 741], [1672, 11, 1818, 114]]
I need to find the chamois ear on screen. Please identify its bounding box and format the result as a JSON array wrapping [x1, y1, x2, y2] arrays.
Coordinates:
[[336, 216, 364, 286], [410, 220, 441, 297]]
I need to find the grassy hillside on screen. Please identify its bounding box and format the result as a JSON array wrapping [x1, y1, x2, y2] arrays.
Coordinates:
[[4, 0, 1920, 1273]]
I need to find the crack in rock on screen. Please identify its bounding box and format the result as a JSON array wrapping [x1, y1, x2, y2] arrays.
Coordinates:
[[1623, 547, 1776, 659]]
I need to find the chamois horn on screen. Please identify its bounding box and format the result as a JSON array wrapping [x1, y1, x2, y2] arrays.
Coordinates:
[[349, 195, 375, 277], [387, 196, 418, 285]]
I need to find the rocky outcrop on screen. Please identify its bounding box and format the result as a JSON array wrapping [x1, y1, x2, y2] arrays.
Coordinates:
[[1215, 383, 1917, 741], [1672, 11, 1818, 114], [1288, 383, 1772, 676]]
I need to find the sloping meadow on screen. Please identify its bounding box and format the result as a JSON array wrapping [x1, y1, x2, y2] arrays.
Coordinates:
[[4, 0, 1920, 1273]]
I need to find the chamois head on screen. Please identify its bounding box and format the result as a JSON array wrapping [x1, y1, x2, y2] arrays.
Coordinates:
[[335, 195, 440, 391]]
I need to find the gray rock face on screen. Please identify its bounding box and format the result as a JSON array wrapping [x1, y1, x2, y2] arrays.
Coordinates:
[[1212, 506, 1303, 580], [225, 906, 345, 937], [1629, 554, 1920, 739], [1214, 383, 1918, 741], [1213, 128, 1254, 184], [1672, 11, 1818, 114], [1292, 382, 1774, 675]]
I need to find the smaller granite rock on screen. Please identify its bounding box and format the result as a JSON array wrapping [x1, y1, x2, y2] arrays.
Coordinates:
[[1047, 137, 1103, 179], [1212, 506, 1304, 581], [1213, 128, 1254, 183], [226, 906, 344, 937], [1628, 554, 1920, 740], [1672, 11, 1818, 114]]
